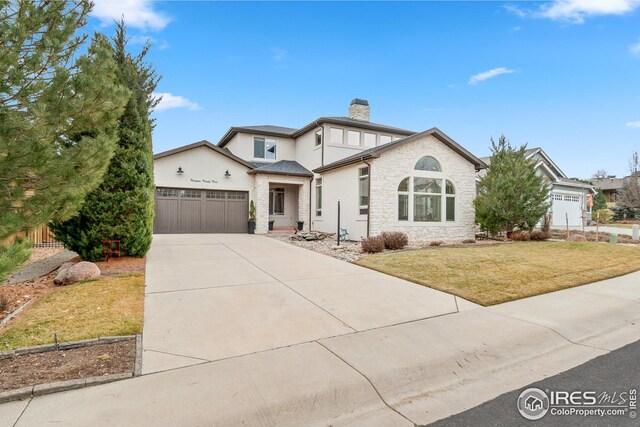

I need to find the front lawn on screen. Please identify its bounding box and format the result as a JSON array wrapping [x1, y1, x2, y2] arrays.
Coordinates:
[[355, 242, 640, 306], [0, 274, 144, 350]]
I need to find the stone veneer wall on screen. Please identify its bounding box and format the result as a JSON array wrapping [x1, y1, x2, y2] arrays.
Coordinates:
[[368, 135, 477, 242], [254, 174, 310, 234]]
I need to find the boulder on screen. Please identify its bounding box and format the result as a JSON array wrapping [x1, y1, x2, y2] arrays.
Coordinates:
[[54, 261, 101, 285], [567, 234, 587, 242]]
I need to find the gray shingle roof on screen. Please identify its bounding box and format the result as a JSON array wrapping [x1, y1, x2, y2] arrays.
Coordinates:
[[320, 116, 414, 135], [234, 125, 298, 136], [248, 160, 313, 177], [592, 177, 624, 190]]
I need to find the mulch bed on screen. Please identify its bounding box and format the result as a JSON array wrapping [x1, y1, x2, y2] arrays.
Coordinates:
[[0, 340, 135, 392], [549, 229, 640, 244]]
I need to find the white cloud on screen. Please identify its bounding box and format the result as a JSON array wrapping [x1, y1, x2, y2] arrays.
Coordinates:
[[468, 67, 517, 85], [153, 93, 201, 112], [626, 121, 640, 128], [630, 38, 640, 56], [91, 0, 170, 31], [507, 0, 640, 24]]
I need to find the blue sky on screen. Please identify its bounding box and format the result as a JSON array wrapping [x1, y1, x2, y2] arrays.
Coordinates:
[[88, 1, 640, 179]]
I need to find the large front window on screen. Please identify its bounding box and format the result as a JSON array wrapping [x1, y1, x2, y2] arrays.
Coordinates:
[[254, 137, 277, 159], [358, 167, 369, 215], [269, 187, 284, 215], [397, 156, 456, 223]]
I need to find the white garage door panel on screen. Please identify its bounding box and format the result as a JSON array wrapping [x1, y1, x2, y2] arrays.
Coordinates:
[[552, 193, 582, 226]]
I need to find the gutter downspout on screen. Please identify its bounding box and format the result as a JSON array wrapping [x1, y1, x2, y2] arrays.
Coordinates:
[[309, 176, 313, 230], [362, 157, 372, 238]]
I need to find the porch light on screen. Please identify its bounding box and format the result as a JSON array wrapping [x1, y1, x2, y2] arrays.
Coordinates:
[[225, 170, 231, 177], [177, 166, 184, 174]]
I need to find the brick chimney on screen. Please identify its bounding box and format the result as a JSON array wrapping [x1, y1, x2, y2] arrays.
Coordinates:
[[348, 98, 370, 122]]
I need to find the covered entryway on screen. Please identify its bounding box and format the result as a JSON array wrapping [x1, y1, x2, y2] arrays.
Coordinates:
[[551, 193, 583, 227], [154, 188, 248, 233]]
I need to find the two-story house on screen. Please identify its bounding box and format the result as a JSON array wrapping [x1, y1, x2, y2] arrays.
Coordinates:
[[153, 99, 487, 242]]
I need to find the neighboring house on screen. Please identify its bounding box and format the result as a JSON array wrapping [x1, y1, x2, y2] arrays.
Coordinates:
[[592, 176, 624, 207], [153, 99, 486, 242], [478, 148, 595, 227]]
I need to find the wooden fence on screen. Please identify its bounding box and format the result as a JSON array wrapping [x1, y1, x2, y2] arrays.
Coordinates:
[[24, 225, 64, 247]]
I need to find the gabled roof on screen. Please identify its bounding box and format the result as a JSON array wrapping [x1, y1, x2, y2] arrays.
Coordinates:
[[592, 177, 624, 190], [153, 140, 255, 169], [480, 147, 567, 178], [248, 160, 313, 177], [217, 117, 416, 147], [557, 177, 595, 191], [314, 128, 487, 173]]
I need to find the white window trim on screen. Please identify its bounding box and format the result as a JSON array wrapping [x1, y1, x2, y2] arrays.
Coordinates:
[[253, 136, 277, 161], [315, 178, 323, 217], [358, 166, 369, 215]]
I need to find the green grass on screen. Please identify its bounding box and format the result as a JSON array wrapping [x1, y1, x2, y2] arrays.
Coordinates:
[[0, 274, 144, 350], [355, 242, 640, 306]]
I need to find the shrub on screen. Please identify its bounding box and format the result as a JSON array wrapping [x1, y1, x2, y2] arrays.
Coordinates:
[[361, 236, 385, 253], [595, 209, 612, 224], [462, 239, 476, 244], [510, 231, 530, 241], [381, 232, 408, 250], [429, 240, 443, 247], [530, 230, 550, 241]]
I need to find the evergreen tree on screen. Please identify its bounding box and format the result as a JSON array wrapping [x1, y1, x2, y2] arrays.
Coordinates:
[[52, 21, 160, 261], [0, 0, 128, 240], [474, 135, 551, 235], [592, 189, 607, 212]]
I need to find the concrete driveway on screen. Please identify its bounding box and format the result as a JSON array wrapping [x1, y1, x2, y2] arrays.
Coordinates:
[[142, 234, 469, 373]]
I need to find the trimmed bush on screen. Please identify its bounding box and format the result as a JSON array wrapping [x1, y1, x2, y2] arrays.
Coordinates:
[[462, 239, 476, 244], [530, 230, 550, 241], [595, 209, 612, 224], [381, 232, 409, 250], [429, 240, 444, 247], [361, 236, 385, 253]]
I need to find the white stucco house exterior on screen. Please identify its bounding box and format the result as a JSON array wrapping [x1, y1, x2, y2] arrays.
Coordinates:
[[478, 148, 595, 227], [153, 99, 487, 242]]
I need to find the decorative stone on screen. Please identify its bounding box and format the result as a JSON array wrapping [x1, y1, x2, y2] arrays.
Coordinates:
[[566, 234, 587, 242], [54, 261, 100, 285]]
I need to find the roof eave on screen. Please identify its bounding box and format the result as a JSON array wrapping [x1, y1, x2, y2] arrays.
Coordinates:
[[247, 170, 313, 178]]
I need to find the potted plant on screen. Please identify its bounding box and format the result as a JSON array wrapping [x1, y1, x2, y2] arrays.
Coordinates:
[[248, 201, 256, 234], [296, 220, 304, 231], [268, 219, 275, 231]]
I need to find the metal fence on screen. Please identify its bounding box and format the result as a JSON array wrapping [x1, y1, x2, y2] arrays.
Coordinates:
[[24, 225, 64, 247]]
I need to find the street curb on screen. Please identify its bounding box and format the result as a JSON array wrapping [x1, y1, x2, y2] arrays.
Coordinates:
[[0, 335, 136, 359], [134, 334, 143, 376], [0, 373, 134, 404]]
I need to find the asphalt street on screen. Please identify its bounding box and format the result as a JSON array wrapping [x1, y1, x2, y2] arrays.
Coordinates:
[[431, 339, 640, 427]]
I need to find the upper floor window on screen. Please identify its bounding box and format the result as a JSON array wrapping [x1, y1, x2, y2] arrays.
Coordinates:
[[347, 130, 360, 146], [315, 131, 322, 146], [364, 132, 376, 148], [414, 156, 442, 172], [380, 135, 392, 145], [254, 137, 276, 160], [330, 127, 343, 144]]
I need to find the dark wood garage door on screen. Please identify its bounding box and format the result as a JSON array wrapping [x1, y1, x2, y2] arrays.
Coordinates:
[[154, 188, 248, 233]]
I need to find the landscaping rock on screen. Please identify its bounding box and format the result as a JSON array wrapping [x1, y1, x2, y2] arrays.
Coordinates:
[[9, 251, 79, 284], [54, 261, 100, 286], [567, 234, 587, 242]]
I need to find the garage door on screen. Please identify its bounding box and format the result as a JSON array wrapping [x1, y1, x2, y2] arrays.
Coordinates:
[[552, 193, 583, 227], [154, 188, 248, 233]]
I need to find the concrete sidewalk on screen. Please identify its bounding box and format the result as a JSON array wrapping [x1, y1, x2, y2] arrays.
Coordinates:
[[2, 237, 640, 426]]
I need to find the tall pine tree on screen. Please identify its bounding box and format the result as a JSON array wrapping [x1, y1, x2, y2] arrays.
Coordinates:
[[474, 136, 551, 235], [52, 21, 160, 261]]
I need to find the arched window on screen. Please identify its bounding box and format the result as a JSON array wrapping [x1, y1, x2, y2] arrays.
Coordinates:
[[397, 158, 456, 223], [414, 156, 442, 172]]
